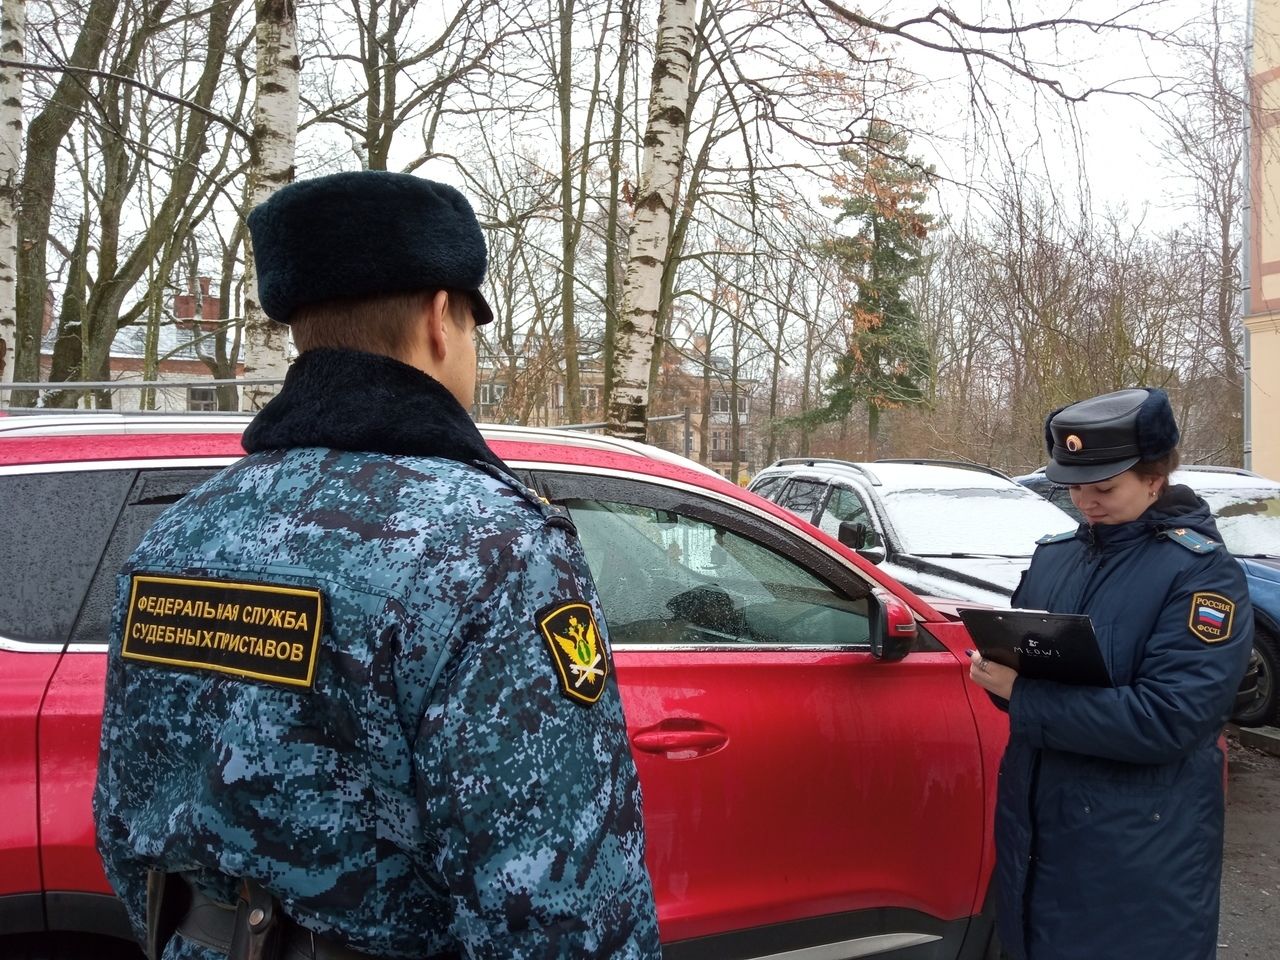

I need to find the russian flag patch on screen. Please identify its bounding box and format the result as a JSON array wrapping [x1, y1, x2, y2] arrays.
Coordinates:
[[1188, 592, 1235, 644]]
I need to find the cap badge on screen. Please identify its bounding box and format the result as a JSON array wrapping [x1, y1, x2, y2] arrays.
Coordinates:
[[1065, 434, 1084, 453]]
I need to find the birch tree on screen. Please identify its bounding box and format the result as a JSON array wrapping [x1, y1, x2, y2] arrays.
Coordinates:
[[0, 0, 21, 387], [607, 0, 697, 440], [10, 0, 119, 405], [240, 0, 299, 411]]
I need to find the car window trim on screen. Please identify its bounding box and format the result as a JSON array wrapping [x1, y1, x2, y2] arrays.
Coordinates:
[[5, 457, 937, 655], [0, 456, 240, 477], [775, 475, 829, 524], [0, 457, 240, 654], [527, 467, 906, 652]]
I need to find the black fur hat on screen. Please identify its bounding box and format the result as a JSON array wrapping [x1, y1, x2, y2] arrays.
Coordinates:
[[247, 171, 493, 325], [1042, 387, 1180, 484]]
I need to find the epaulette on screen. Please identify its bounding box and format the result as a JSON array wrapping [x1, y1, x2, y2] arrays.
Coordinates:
[[1161, 527, 1221, 554], [471, 460, 577, 533], [1036, 530, 1077, 545]]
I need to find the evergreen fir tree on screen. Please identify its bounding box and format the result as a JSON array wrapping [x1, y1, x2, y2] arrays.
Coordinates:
[[815, 121, 934, 456]]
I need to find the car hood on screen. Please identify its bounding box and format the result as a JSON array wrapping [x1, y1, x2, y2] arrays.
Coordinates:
[[898, 553, 1027, 592], [879, 556, 1024, 607], [1239, 555, 1280, 583]]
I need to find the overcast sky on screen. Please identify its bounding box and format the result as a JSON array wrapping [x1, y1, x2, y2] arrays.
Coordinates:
[[896, 0, 1247, 231]]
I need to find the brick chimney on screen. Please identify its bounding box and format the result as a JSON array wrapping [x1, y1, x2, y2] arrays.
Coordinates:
[[174, 276, 223, 328]]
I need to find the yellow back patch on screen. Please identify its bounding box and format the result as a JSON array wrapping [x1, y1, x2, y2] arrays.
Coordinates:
[[1188, 592, 1235, 644], [538, 601, 608, 706], [122, 574, 324, 687]]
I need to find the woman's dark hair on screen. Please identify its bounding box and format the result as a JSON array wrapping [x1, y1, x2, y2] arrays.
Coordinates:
[[1131, 449, 1181, 493]]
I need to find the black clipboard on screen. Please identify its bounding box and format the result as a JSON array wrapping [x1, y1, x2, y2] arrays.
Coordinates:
[[958, 608, 1112, 687]]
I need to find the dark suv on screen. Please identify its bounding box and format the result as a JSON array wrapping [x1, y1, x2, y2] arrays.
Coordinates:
[[1017, 465, 1279, 727]]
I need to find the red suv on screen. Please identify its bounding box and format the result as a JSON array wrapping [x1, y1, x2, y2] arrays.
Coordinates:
[[0, 415, 1009, 960]]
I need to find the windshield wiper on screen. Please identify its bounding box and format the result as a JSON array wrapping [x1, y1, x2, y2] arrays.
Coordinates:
[[1237, 553, 1280, 560], [916, 552, 1026, 559]]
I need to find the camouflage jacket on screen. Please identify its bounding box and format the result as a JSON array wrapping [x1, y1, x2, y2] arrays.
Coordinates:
[[93, 349, 661, 960]]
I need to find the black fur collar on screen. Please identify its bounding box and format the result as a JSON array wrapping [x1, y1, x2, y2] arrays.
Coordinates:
[[242, 348, 508, 473]]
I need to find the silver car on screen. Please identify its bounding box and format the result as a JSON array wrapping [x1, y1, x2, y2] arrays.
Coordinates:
[[749, 458, 1077, 606]]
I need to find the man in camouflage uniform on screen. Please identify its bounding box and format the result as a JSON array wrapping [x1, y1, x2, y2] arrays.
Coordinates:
[[93, 172, 661, 960]]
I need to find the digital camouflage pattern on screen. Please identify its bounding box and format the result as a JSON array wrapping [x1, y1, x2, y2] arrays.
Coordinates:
[[93, 447, 661, 960]]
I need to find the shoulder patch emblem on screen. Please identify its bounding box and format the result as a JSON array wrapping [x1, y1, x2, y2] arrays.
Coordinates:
[[1188, 592, 1235, 644], [538, 601, 608, 706]]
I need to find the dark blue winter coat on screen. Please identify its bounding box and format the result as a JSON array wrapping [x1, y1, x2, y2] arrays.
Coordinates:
[[996, 486, 1252, 960]]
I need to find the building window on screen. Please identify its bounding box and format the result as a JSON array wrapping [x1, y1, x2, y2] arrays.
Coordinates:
[[581, 385, 599, 410], [479, 382, 508, 407], [711, 394, 749, 416], [188, 386, 218, 411]]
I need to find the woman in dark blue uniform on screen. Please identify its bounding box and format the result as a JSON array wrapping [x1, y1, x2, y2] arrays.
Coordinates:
[[968, 387, 1253, 960]]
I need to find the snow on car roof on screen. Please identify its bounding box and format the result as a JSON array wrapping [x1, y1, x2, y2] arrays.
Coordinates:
[[776, 458, 1024, 492], [1174, 468, 1280, 491]]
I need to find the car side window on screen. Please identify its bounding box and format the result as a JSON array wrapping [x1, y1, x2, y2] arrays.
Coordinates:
[[817, 486, 879, 545], [69, 468, 221, 646], [749, 475, 784, 501], [774, 478, 827, 522], [0, 469, 135, 644], [563, 497, 870, 647]]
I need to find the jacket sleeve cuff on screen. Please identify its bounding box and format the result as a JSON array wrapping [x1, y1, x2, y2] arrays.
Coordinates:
[[1008, 679, 1046, 747]]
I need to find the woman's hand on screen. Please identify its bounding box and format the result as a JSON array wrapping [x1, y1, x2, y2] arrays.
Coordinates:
[[967, 650, 1018, 701]]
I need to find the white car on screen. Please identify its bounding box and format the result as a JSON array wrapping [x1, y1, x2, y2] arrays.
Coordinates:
[[749, 458, 1077, 607]]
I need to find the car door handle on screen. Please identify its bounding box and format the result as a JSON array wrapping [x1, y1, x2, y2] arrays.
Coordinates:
[[631, 722, 727, 757]]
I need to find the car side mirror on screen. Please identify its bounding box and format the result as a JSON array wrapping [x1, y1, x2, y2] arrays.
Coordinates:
[[870, 587, 916, 662], [838, 521, 868, 549], [839, 521, 885, 564], [856, 544, 886, 564]]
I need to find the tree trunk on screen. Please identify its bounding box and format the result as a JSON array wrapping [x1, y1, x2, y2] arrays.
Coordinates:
[[645, 24, 711, 402], [0, 0, 21, 390], [606, 0, 697, 440], [556, 0, 584, 423], [215, 221, 245, 410], [699, 335, 712, 465], [11, 0, 119, 405], [241, 0, 300, 411], [45, 217, 90, 406], [766, 300, 786, 464], [75, 0, 237, 394], [729, 330, 741, 482], [142, 273, 161, 411], [601, 0, 635, 402]]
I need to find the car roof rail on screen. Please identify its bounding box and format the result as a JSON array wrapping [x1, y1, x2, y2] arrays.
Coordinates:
[[763, 457, 881, 485], [1178, 464, 1266, 478], [0, 409, 719, 476], [0, 411, 256, 436], [874, 458, 1013, 480], [478, 423, 719, 476]]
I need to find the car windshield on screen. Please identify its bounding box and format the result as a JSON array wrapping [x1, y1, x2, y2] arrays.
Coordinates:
[[880, 485, 1075, 557], [1196, 488, 1280, 557]]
